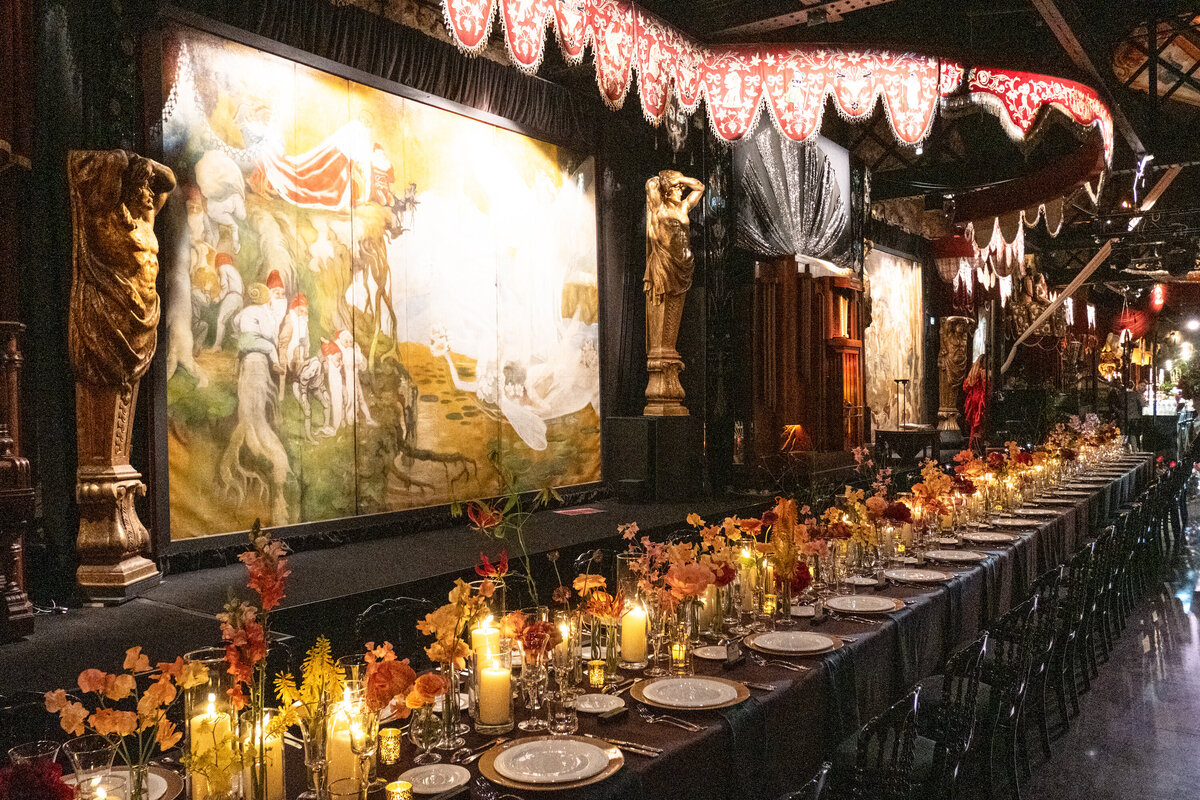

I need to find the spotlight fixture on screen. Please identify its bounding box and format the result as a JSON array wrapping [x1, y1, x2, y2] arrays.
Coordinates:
[[1187, 319, 1200, 332], [806, 7, 828, 25], [1162, 241, 1195, 277]]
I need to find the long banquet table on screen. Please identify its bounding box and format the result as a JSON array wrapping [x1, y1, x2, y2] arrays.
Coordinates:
[[313, 458, 1154, 800]]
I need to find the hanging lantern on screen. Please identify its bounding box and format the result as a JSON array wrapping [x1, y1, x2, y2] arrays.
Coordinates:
[[1150, 283, 1165, 312]]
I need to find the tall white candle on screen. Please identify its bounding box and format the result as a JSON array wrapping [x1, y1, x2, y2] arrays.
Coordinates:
[[242, 715, 284, 800], [189, 694, 233, 800], [471, 617, 499, 660], [478, 658, 511, 726], [326, 699, 362, 787], [621, 604, 647, 662]]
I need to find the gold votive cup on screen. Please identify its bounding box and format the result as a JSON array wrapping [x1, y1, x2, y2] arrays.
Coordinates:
[[587, 659, 606, 688], [385, 781, 413, 800], [378, 727, 402, 765], [762, 593, 777, 617]]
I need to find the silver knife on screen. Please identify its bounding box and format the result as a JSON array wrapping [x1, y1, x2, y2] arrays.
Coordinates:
[[580, 733, 662, 756]]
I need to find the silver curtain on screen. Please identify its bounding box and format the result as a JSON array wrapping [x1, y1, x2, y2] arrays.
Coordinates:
[[734, 125, 849, 263]]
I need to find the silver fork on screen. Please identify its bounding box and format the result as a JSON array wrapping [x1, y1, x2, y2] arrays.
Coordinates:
[[636, 703, 704, 731], [748, 652, 810, 672]]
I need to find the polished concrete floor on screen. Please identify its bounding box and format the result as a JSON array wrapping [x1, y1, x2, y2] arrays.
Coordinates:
[[1026, 484, 1200, 799]]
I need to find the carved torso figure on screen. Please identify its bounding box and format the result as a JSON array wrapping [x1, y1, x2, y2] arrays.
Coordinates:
[[68, 151, 176, 386], [644, 170, 704, 303]]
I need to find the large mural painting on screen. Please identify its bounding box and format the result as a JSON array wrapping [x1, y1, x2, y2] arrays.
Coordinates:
[[864, 249, 924, 434], [160, 26, 601, 540]]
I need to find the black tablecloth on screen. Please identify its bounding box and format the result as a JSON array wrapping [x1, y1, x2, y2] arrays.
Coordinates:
[[287, 457, 1154, 800]]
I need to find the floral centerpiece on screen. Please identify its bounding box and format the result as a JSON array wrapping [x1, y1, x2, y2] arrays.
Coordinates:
[[273, 637, 344, 800], [44, 649, 207, 800], [416, 578, 490, 747]]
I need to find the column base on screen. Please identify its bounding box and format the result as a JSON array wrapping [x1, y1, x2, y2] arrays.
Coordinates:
[[77, 555, 161, 606]]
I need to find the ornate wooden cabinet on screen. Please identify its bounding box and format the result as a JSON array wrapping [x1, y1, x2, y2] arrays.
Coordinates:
[[751, 259, 866, 467]]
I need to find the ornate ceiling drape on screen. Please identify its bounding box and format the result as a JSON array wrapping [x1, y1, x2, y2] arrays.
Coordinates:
[[440, 0, 1113, 161], [735, 125, 849, 268]]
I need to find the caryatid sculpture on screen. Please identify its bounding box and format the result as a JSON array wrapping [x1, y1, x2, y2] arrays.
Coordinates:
[[68, 150, 175, 602], [937, 315, 976, 432], [643, 169, 704, 416]]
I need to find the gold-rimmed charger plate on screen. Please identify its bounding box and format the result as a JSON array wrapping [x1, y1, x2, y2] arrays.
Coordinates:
[[478, 735, 624, 792], [745, 630, 844, 656], [630, 676, 750, 711], [65, 766, 183, 800], [824, 595, 905, 614]]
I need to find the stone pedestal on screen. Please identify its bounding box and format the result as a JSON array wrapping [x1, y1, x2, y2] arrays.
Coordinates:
[[644, 294, 688, 416], [75, 381, 160, 604]]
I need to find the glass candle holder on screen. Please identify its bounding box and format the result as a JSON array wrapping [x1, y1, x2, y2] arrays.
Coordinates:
[[473, 646, 514, 735], [619, 601, 648, 670], [8, 740, 61, 766], [241, 707, 286, 800], [587, 659, 606, 689], [669, 638, 692, 676], [377, 729, 402, 766], [92, 775, 126, 800], [183, 648, 237, 800], [384, 782, 413, 800], [63, 735, 117, 800]]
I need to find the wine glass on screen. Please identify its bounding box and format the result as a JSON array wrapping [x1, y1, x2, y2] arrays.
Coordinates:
[[409, 708, 441, 766], [517, 641, 549, 732], [644, 596, 670, 678], [346, 703, 378, 800]]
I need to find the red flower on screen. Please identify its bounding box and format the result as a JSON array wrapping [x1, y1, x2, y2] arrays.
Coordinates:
[[0, 761, 74, 800], [791, 562, 812, 595], [1015, 451, 1033, 466], [881, 502, 913, 525], [467, 501, 503, 534], [475, 550, 509, 579], [1061, 448, 1077, 462], [952, 476, 976, 496], [239, 525, 290, 612], [760, 510, 778, 527], [552, 585, 572, 605], [712, 562, 736, 588], [827, 522, 852, 540], [520, 621, 562, 655], [986, 452, 1007, 470]]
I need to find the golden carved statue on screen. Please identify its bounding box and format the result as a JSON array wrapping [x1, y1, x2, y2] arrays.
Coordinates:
[[643, 169, 704, 416], [68, 150, 175, 603], [937, 316, 976, 432]]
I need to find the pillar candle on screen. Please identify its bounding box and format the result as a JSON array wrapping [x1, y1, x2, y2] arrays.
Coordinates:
[[241, 715, 284, 800], [326, 703, 361, 787], [621, 605, 647, 662], [471, 618, 499, 660], [189, 694, 233, 800], [698, 584, 717, 628], [478, 659, 511, 726]]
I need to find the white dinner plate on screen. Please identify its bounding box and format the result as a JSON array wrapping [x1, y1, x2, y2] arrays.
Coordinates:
[[65, 769, 174, 800], [929, 536, 959, 546], [883, 568, 954, 583], [693, 645, 728, 661], [493, 738, 611, 784], [573, 693, 626, 714], [747, 631, 838, 654], [925, 549, 987, 563], [844, 575, 877, 586], [1012, 507, 1057, 516], [398, 764, 472, 795], [1056, 490, 1095, 497], [790, 604, 816, 618], [825, 595, 902, 614], [640, 677, 742, 708], [989, 518, 1037, 529], [432, 692, 469, 713], [961, 531, 1018, 544]]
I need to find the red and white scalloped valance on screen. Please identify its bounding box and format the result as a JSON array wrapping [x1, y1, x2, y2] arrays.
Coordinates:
[[442, 0, 1113, 161]]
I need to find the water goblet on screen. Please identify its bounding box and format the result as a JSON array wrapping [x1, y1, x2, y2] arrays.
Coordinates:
[[8, 741, 61, 766], [63, 735, 116, 800], [408, 707, 441, 766]]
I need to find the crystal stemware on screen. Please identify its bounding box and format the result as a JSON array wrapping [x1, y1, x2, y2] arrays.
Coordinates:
[[63, 735, 116, 800], [517, 642, 549, 732], [408, 707, 441, 766]]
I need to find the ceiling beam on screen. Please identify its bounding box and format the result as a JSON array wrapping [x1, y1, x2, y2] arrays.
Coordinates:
[[1029, 0, 1147, 158], [712, 0, 907, 38]]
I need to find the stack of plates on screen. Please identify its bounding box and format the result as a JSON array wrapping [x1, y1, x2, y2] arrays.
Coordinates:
[[925, 549, 987, 563], [632, 676, 750, 710], [746, 630, 842, 656], [481, 736, 624, 791], [882, 567, 955, 583], [961, 530, 1018, 544], [825, 595, 903, 614]]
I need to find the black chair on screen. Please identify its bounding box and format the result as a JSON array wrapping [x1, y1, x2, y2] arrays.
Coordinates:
[[353, 596, 436, 670], [916, 633, 988, 800], [779, 762, 832, 800], [979, 597, 1041, 800], [0, 690, 69, 758], [1054, 542, 1094, 717], [1025, 567, 1064, 758], [832, 687, 927, 800]]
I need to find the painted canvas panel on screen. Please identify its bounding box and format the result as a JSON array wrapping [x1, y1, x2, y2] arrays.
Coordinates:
[[864, 249, 924, 434], [159, 26, 601, 539]]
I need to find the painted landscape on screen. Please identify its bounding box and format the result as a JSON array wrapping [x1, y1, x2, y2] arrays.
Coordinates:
[[160, 26, 601, 539]]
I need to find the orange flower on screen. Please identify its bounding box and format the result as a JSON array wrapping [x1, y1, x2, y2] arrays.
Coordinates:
[[103, 673, 136, 702], [467, 501, 503, 535], [139, 676, 177, 714], [500, 610, 528, 638], [666, 562, 715, 600], [155, 719, 182, 751], [364, 655, 417, 713], [425, 639, 470, 669], [479, 579, 496, 599], [123, 647, 151, 673], [77, 669, 108, 695], [43, 689, 70, 713], [89, 708, 138, 737], [414, 673, 447, 699], [60, 702, 89, 737], [572, 574, 606, 596]]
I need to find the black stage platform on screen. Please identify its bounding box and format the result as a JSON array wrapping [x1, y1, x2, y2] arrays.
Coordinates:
[[0, 495, 766, 692]]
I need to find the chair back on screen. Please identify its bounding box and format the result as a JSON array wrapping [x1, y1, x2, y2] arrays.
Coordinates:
[[353, 596, 436, 669], [853, 686, 922, 800], [784, 762, 832, 800]]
